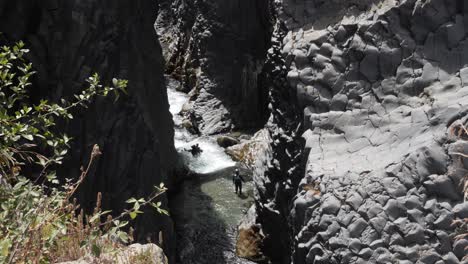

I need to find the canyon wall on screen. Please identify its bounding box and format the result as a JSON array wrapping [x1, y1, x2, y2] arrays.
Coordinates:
[[0, 0, 177, 260], [157, 0, 273, 134], [250, 0, 468, 263]]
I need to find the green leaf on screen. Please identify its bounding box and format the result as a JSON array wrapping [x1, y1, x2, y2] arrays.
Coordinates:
[[0, 239, 11, 258], [89, 214, 100, 223], [126, 198, 137, 204], [117, 231, 129, 243], [22, 134, 33, 141], [91, 244, 101, 257], [129, 211, 137, 220]]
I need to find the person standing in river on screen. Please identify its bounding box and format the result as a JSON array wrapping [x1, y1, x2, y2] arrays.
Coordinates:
[[232, 168, 245, 195]]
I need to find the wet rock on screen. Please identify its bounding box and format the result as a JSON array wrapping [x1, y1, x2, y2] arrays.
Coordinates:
[[217, 136, 240, 148]]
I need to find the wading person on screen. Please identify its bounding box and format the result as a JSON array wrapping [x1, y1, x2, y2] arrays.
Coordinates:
[[189, 143, 202, 157], [232, 168, 245, 195]]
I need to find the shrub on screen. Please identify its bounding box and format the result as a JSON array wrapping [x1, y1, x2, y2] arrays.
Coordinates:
[[0, 41, 167, 263]]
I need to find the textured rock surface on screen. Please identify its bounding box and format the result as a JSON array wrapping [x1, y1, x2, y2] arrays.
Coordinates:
[[58, 243, 168, 264], [157, 0, 273, 134], [0, 0, 176, 259], [250, 0, 468, 263]]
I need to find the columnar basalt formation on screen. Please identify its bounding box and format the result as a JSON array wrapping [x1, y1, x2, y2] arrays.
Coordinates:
[[157, 0, 273, 134], [0, 0, 177, 260], [250, 0, 468, 263]]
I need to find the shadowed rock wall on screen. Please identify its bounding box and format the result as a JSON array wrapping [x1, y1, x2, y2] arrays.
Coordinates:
[[0, 0, 177, 260], [157, 0, 273, 134]]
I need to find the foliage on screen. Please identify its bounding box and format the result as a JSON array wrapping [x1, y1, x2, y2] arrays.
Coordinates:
[[0, 41, 168, 263], [0, 41, 128, 183]]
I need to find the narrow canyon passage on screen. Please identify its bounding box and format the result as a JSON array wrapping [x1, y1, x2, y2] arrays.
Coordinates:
[[166, 77, 256, 264]]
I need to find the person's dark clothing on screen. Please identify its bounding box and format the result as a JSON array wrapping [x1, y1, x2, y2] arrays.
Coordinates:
[[235, 181, 242, 194], [233, 171, 245, 194], [190, 144, 202, 156]]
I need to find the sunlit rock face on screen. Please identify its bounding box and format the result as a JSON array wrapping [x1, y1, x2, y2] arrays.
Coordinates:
[[0, 0, 177, 260], [251, 0, 468, 263], [157, 0, 273, 134]]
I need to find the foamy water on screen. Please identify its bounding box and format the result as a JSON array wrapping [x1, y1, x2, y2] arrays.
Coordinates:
[[167, 79, 236, 174]]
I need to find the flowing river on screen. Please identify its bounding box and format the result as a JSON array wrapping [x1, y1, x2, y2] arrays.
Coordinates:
[[166, 77, 255, 264]]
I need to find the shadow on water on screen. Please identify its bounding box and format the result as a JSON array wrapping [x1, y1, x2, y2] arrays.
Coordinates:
[[170, 167, 254, 264]]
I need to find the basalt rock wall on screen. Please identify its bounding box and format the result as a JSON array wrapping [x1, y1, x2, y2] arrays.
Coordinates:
[[157, 0, 273, 134], [251, 0, 468, 263], [0, 0, 177, 260]]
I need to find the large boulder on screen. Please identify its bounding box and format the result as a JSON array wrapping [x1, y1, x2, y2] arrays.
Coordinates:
[[217, 136, 240, 148], [59, 243, 168, 264]]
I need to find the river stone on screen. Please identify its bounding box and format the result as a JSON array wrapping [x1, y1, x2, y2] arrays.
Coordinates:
[[217, 136, 240, 148]]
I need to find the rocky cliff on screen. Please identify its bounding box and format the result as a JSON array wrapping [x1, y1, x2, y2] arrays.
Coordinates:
[[157, 0, 273, 134], [0, 0, 177, 260], [249, 0, 468, 263]]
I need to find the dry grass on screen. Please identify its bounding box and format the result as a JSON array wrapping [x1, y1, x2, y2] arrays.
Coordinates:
[[236, 225, 266, 262], [1, 145, 166, 264], [302, 181, 321, 196], [450, 121, 468, 261], [2, 145, 130, 263]]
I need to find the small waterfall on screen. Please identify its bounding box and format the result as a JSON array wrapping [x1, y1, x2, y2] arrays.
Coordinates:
[[167, 79, 236, 174]]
